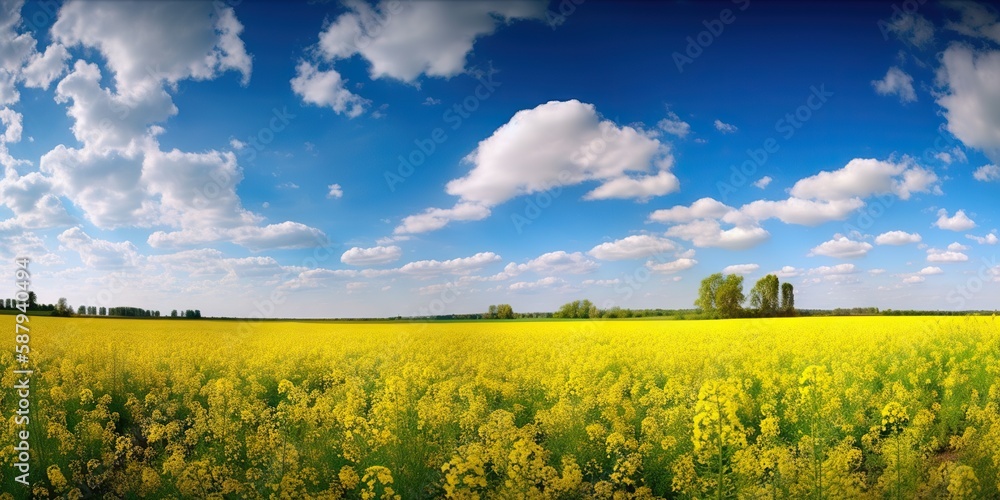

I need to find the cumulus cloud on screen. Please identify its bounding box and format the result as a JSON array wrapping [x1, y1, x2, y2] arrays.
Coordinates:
[[753, 176, 772, 189], [341, 245, 402, 266], [587, 235, 677, 261], [934, 209, 976, 231], [290, 62, 368, 118], [508, 276, 565, 292], [775, 266, 802, 278], [396, 100, 678, 233], [903, 275, 925, 284], [789, 158, 940, 201], [936, 45, 1000, 162], [57, 227, 141, 268], [664, 219, 770, 250], [974, 164, 1000, 181], [327, 183, 344, 199], [649, 197, 732, 224], [53, 1, 250, 90], [808, 264, 858, 275], [872, 66, 917, 103], [927, 247, 969, 263], [397, 252, 501, 276], [967, 232, 999, 245], [884, 12, 934, 46], [646, 257, 697, 274], [713, 119, 737, 133], [722, 263, 759, 275], [875, 230, 922, 245], [919, 266, 944, 275], [808, 236, 874, 259], [658, 111, 690, 138], [294, 0, 545, 114], [507, 251, 599, 276], [944, 2, 1000, 43], [740, 197, 865, 226]]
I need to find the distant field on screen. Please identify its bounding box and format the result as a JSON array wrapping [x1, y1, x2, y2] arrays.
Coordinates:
[[2, 316, 998, 498]]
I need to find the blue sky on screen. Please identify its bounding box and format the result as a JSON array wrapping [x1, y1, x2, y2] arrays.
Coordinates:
[[1, 0, 999, 318]]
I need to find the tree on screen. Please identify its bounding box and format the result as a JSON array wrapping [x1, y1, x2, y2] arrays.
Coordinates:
[[171, 309, 178, 318], [715, 274, 745, 319], [496, 304, 514, 319], [696, 273, 724, 313], [53, 298, 73, 317], [194, 310, 201, 318], [781, 282, 795, 314], [749, 274, 780, 316], [99, 307, 106, 316], [27, 291, 37, 310], [484, 305, 498, 319], [77, 305, 86, 315]]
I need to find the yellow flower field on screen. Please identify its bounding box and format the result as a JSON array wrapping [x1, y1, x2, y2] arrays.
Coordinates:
[[2, 315, 999, 498]]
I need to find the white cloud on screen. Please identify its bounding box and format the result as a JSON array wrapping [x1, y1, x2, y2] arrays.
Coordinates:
[[775, 266, 802, 278], [808, 264, 858, 275], [53, 0, 251, 92], [316, 0, 545, 82], [290, 61, 368, 118], [648, 197, 732, 224], [948, 242, 970, 251], [934, 209, 977, 231], [722, 263, 759, 275], [22, 43, 70, 89], [395, 201, 491, 234], [872, 66, 917, 103], [327, 183, 343, 199], [713, 119, 737, 133], [397, 252, 501, 276], [919, 266, 944, 275], [341, 245, 402, 266], [740, 197, 865, 226], [658, 111, 690, 138], [974, 164, 1000, 181], [295, 0, 545, 113], [508, 251, 599, 276], [885, 12, 934, 46], [587, 235, 677, 261], [903, 275, 925, 284], [927, 247, 969, 263], [789, 158, 939, 201], [57, 227, 140, 269], [936, 45, 1000, 163], [944, 2, 1000, 44], [646, 257, 697, 274], [808, 236, 873, 259], [967, 232, 999, 245], [869, 268, 886, 275], [753, 176, 772, 189], [582, 278, 621, 286], [664, 219, 770, 250], [508, 276, 564, 292], [396, 100, 677, 233], [875, 230, 922, 245]]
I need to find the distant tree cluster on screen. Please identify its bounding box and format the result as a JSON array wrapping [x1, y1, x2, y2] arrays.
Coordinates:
[[483, 304, 515, 319], [555, 299, 599, 319], [696, 273, 795, 318]]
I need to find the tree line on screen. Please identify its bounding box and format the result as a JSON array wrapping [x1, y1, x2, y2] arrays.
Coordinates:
[[695, 273, 795, 318]]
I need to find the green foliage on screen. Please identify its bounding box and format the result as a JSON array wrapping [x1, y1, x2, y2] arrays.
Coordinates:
[[714, 275, 745, 319], [749, 274, 780, 315], [781, 282, 795, 314], [696, 273, 724, 313], [555, 299, 598, 319]]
